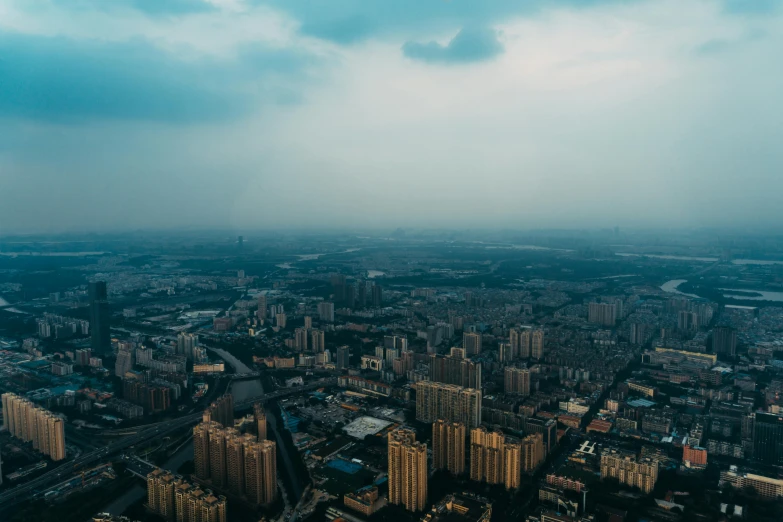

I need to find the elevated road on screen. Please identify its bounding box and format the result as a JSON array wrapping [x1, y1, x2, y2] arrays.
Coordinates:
[[0, 378, 335, 510]]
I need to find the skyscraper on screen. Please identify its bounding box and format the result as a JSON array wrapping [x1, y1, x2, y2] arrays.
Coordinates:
[[504, 367, 531, 396], [254, 403, 267, 441], [470, 427, 505, 486], [244, 439, 277, 505], [463, 332, 482, 355], [429, 353, 482, 390], [388, 429, 428, 512], [177, 333, 198, 359], [415, 381, 482, 429], [194, 422, 212, 480], [337, 346, 350, 369], [531, 330, 544, 360], [371, 284, 383, 307], [713, 327, 737, 358], [1, 393, 65, 461], [753, 413, 783, 466], [89, 281, 111, 355], [115, 345, 134, 377], [294, 328, 308, 352], [310, 329, 325, 352], [318, 302, 335, 322], [208, 424, 229, 488], [432, 420, 466, 475], [203, 394, 234, 428]]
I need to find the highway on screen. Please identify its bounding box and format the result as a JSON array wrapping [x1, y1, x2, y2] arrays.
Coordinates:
[[0, 378, 335, 510]]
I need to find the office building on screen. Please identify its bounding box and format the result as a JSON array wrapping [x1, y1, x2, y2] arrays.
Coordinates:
[[429, 353, 482, 390], [720, 467, 783, 500], [337, 345, 350, 369], [432, 420, 466, 475], [600, 449, 658, 493], [463, 333, 482, 355], [588, 302, 616, 327], [753, 412, 783, 466], [713, 327, 737, 358], [388, 429, 428, 512], [310, 329, 325, 352], [254, 403, 267, 441], [504, 367, 530, 396], [89, 281, 111, 355], [415, 381, 482, 429], [318, 301, 335, 322], [1, 393, 65, 461], [531, 330, 544, 360], [203, 394, 234, 428]]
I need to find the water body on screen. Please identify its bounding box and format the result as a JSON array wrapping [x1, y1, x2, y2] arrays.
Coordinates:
[[0, 251, 106, 256], [0, 296, 25, 313], [367, 270, 385, 278], [618, 253, 719, 262], [208, 347, 253, 374], [718, 288, 783, 302], [208, 347, 265, 401], [660, 280, 700, 298]]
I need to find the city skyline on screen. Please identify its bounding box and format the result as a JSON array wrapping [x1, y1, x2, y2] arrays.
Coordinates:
[[1, 1, 782, 232]]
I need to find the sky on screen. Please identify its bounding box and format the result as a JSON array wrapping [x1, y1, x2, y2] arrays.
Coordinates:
[[0, 0, 782, 233]]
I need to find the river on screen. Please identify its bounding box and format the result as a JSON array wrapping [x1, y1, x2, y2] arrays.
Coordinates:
[[659, 279, 700, 298], [0, 296, 25, 314], [661, 280, 783, 302]]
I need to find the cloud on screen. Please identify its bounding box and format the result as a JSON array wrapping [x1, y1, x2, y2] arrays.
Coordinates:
[[48, 0, 217, 16], [402, 28, 504, 64], [0, 32, 319, 123], [723, 0, 781, 15]]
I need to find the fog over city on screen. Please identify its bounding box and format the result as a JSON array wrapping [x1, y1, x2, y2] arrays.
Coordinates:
[[1, 0, 782, 232]]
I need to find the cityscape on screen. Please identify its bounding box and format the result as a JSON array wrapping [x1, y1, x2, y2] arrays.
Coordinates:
[[1, 230, 783, 522], [2, 1, 783, 522]]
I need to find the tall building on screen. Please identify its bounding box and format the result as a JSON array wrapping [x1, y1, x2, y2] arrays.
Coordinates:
[[244, 439, 278, 505], [510, 328, 533, 359], [504, 367, 531, 396], [498, 343, 513, 364], [469, 428, 506, 487], [713, 327, 737, 358], [463, 333, 482, 355], [294, 328, 308, 352], [194, 422, 212, 480], [525, 417, 557, 454], [337, 346, 350, 369], [89, 281, 111, 355], [1, 393, 65, 461], [254, 403, 267, 441], [600, 449, 658, 493], [115, 345, 134, 377], [310, 329, 325, 352], [276, 313, 287, 329], [203, 394, 234, 428], [208, 424, 229, 488], [415, 381, 482, 429], [177, 333, 198, 359], [318, 301, 335, 322], [303, 316, 312, 329], [531, 330, 545, 360], [257, 294, 267, 320], [521, 433, 544, 472], [503, 440, 523, 490], [148, 471, 227, 522], [588, 302, 616, 327], [429, 353, 482, 390], [753, 413, 783, 466], [432, 420, 466, 475], [371, 284, 383, 307], [388, 429, 428, 512]]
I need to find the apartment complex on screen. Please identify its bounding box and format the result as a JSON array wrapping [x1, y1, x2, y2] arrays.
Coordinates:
[[719, 467, 783, 500], [203, 394, 234, 428], [388, 428, 428, 512], [415, 381, 482, 429], [600, 449, 658, 494], [469, 427, 541, 490], [504, 367, 531, 396], [432, 420, 466, 475], [1, 393, 66, 461], [429, 353, 482, 389], [147, 469, 227, 522]]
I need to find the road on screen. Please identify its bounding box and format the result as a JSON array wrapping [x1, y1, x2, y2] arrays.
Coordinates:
[[0, 378, 336, 510]]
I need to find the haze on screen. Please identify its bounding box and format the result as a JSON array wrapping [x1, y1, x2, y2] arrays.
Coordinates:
[[1, 0, 782, 233]]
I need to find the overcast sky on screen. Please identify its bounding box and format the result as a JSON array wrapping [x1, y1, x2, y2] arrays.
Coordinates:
[[1, 0, 781, 233]]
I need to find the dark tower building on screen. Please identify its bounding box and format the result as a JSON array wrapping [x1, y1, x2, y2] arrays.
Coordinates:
[[712, 327, 737, 358], [89, 281, 111, 355], [753, 413, 783, 466]]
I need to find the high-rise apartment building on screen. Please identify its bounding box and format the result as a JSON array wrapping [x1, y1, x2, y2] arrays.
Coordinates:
[[177, 333, 198, 359], [429, 354, 482, 390], [257, 295, 267, 320], [531, 330, 545, 360], [521, 433, 544, 472], [498, 343, 513, 364], [588, 302, 616, 327], [115, 345, 134, 377], [337, 345, 350, 369], [525, 417, 557, 454], [254, 403, 267, 441], [318, 302, 335, 323], [276, 313, 287, 329], [1, 393, 65, 461], [432, 420, 466, 475], [208, 423, 229, 488], [510, 328, 533, 359], [503, 440, 523, 490], [203, 394, 234, 428], [148, 470, 227, 522], [415, 381, 482, 429], [244, 439, 278, 505], [310, 329, 325, 352], [600, 449, 658, 493], [713, 327, 737, 358], [89, 281, 111, 355], [304, 316, 312, 329], [463, 332, 482, 355], [504, 367, 531, 396], [294, 328, 308, 352], [388, 429, 428, 512], [470, 428, 506, 487]]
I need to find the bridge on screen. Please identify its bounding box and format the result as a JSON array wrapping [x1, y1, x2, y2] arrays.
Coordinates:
[[0, 378, 336, 510]]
